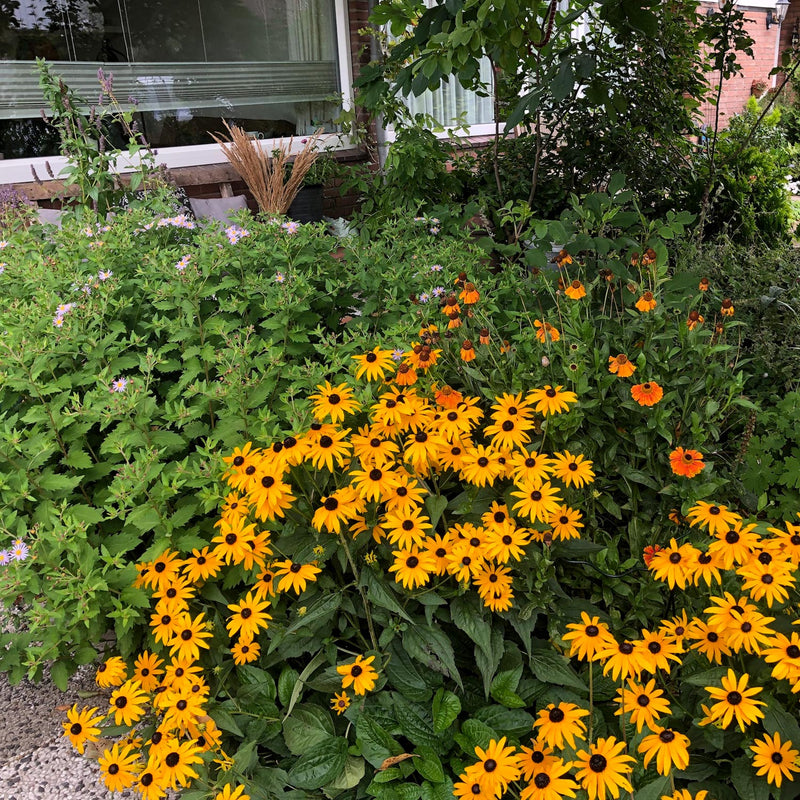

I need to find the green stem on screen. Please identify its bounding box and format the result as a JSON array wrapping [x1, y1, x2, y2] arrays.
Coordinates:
[[337, 533, 378, 651]]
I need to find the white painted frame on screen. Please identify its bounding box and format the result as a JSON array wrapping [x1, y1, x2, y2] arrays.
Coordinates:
[[0, 0, 356, 186]]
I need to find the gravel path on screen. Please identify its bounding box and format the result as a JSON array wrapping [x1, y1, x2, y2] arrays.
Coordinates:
[[0, 666, 140, 800]]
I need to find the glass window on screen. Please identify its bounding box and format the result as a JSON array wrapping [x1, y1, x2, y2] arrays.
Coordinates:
[[0, 0, 341, 159]]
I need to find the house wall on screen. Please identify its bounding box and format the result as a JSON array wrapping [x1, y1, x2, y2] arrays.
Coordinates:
[[699, 3, 789, 128]]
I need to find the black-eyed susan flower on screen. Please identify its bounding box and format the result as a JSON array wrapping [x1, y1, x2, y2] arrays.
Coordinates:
[[306, 427, 352, 472], [688, 549, 724, 587], [520, 757, 578, 800], [484, 583, 514, 612], [548, 505, 584, 541], [222, 443, 263, 494], [562, 612, 616, 662], [310, 381, 360, 422], [446, 539, 485, 583], [464, 737, 521, 792], [133, 651, 164, 693], [384, 506, 432, 549], [551, 451, 595, 487], [132, 766, 169, 800], [212, 518, 257, 565], [231, 639, 261, 665], [669, 447, 705, 478], [460, 444, 504, 487], [161, 658, 203, 693], [109, 679, 148, 727], [703, 669, 765, 731], [337, 654, 378, 695], [162, 688, 206, 732], [534, 702, 589, 749], [608, 353, 636, 377], [328, 691, 351, 716], [762, 631, 800, 684], [614, 678, 671, 733], [353, 347, 396, 381], [704, 591, 756, 633], [484, 523, 530, 563], [226, 591, 272, 641], [510, 451, 553, 486], [750, 732, 800, 786], [511, 481, 563, 523], [214, 785, 250, 800], [725, 608, 776, 655], [686, 501, 741, 535], [403, 428, 441, 469], [630, 381, 663, 406], [638, 727, 690, 775], [637, 628, 683, 674], [169, 613, 213, 662], [598, 639, 646, 682], [659, 610, 691, 648], [648, 538, 699, 589], [220, 492, 250, 521], [708, 520, 761, 569], [519, 740, 558, 780], [573, 737, 635, 800], [389, 547, 435, 589], [484, 415, 533, 451], [96, 655, 128, 688], [152, 573, 197, 612], [528, 386, 577, 417], [453, 776, 498, 800], [98, 742, 141, 792], [687, 618, 732, 664], [156, 737, 203, 789], [473, 563, 513, 600], [182, 546, 223, 583], [273, 560, 322, 594], [736, 550, 797, 608], [351, 425, 400, 467], [63, 704, 104, 754]]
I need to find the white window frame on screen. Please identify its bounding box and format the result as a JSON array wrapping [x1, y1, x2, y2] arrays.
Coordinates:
[[0, 0, 355, 186]]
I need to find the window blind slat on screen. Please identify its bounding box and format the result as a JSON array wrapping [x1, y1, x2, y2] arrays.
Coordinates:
[[0, 60, 339, 120]]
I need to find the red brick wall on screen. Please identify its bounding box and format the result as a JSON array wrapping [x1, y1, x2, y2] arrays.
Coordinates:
[[699, 5, 785, 128]]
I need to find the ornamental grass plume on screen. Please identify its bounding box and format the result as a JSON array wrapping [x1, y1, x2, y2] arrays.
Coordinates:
[[211, 120, 321, 214]]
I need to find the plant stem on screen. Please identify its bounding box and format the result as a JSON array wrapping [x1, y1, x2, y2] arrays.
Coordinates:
[[337, 533, 378, 651]]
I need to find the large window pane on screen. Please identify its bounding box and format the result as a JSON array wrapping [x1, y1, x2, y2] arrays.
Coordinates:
[[0, 0, 341, 159]]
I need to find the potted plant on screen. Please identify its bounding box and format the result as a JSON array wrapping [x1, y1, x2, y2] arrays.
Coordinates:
[[289, 151, 340, 223]]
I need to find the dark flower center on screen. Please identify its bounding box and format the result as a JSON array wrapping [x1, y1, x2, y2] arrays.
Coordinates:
[[709, 506, 720, 515], [534, 773, 551, 789], [369, 469, 383, 481], [402, 520, 414, 531], [141, 668, 150, 676], [548, 707, 565, 722], [108, 764, 120, 775], [319, 435, 333, 448], [328, 393, 341, 404], [620, 642, 634, 654], [233, 456, 244, 466], [530, 491, 542, 501], [477, 457, 489, 468], [568, 463, 578, 471], [290, 563, 302, 573], [415, 432, 428, 443], [197, 556, 206, 565], [525, 457, 536, 468], [758, 552, 772, 564], [447, 411, 458, 421], [175, 668, 184, 677], [494, 511, 506, 523], [637, 694, 650, 707], [545, 388, 556, 398], [502, 535, 512, 545], [659, 729, 675, 743], [773, 752, 784, 764], [181, 629, 193, 641], [727, 691, 742, 705], [648, 641, 661, 654], [114, 697, 128, 710], [225, 533, 237, 545], [787, 645, 800, 659], [70, 722, 82, 735], [407, 556, 419, 568], [470, 784, 481, 795], [436, 548, 447, 558], [761, 574, 774, 585], [707, 631, 719, 642], [245, 465, 256, 475], [483, 759, 497, 773], [531, 751, 544, 763], [698, 553, 712, 564], [669, 552, 681, 563], [165, 752, 180, 767], [589, 754, 607, 773], [284, 436, 297, 448], [502, 420, 514, 431], [241, 607, 252, 619], [586, 625, 599, 637], [177, 699, 188, 710], [261, 475, 275, 488], [351, 665, 363, 677], [397, 486, 408, 496], [141, 773, 154, 787], [155, 562, 166, 573], [324, 497, 339, 511], [725, 531, 739, 544], [152, 732, 163, 744], [366, 353, 377, 362]]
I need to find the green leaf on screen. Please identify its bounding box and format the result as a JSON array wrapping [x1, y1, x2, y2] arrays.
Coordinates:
[[386, 640, 433, 703], [450, 596, 492, 658], [404, 625, 462, 690], [730, 756, 771, 800], [287, 737, 348, 790], [456, 719, 496, 754], [356, 714, 404, 768], [473, 706, 534, 739], [51, 660, 70, 691], [393, 693, 439, 749], [361, 569, 412, 622], [634, 776, 671, 800], [432, 689, 461, 734], [684, 666, 728, 687], [279, 666, 301, 706], [211, 707, 244, 737], [529, 646, 587, 692], [490, 669, 525, 708], [283, 704, 335, 756], [284, 592, 341, 635], [763, 700, 800, 746], [424, 494, 448, 530], [325, 756, 366, 791], [414, 746, 445, 783]]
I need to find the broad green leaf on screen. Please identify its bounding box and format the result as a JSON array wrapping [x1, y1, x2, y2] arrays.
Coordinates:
[[283, 704, 335, 755], [432, 689, 461, 733], [356, 714, 404, 768], [529, 646, 587, 692], [287, 737, 348, 790]]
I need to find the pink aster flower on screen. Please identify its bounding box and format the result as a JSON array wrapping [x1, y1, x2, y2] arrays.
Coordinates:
[[110, 377, 128, 393]]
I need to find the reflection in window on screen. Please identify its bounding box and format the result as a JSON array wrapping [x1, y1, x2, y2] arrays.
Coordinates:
[[0, 0, 341, 159]]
